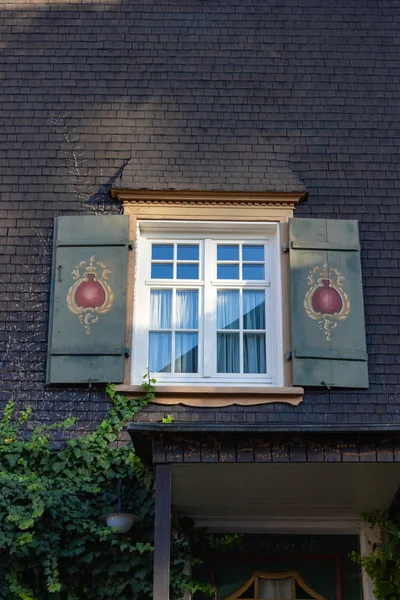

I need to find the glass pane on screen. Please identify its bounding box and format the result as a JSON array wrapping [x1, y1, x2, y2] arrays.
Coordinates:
[[175, 333, 198, 373], [152, 244, 173, 260], [217, 264, 239, 280], [149, 332, 171, 373], [177, 263, 199, 279], [217, 245, 239, 261], [217, 290, 239, 330], [242, 245, 264, 262], [150, 290, 172, 329], [176, 290, 198, 329], [151, 263, 173, 279], [258, 577, 292, 599], [244, 333, 266, 373], [177, 244, 199, 261], [243, 291, 265, 330], [237, 582, 255, 599], [217, 333, 240, 373], [242, 264, 265, 280]]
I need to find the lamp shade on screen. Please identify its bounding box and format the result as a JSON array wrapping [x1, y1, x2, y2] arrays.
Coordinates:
[[100, 512, 139, 534]]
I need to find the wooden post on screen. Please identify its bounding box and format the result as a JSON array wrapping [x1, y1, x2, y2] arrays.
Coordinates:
[[153, 464, 172, 600]]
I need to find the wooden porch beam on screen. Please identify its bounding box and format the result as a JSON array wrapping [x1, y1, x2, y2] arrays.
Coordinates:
[[153, 464, 172, 600]]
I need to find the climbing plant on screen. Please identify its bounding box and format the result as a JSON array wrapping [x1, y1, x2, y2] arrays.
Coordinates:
[[0, 375, 213, 599], [351, 512, 400, 600]]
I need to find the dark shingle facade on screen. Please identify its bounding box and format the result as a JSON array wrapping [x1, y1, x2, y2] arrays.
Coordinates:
[[1, 0, 400, 429]]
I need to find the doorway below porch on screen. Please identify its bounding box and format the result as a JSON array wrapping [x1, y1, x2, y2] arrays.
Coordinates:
[[194, 534, 361, 600]]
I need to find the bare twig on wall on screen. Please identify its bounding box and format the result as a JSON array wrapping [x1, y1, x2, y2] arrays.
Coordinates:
[[49, 111, 130, 214]]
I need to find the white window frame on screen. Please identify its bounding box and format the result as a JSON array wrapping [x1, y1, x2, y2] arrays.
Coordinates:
[[131, 220, 284, 387]]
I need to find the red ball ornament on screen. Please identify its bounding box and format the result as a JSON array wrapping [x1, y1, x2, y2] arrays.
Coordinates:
[[75, 274, 106, 308], [311, 279, 343, 314]]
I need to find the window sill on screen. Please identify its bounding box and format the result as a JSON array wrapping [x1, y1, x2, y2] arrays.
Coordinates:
[[113, 385, 304, 407]]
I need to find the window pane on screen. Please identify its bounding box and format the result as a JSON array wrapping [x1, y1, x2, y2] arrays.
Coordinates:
[[177, 244, 199, 261], [242, 264, 265, 280], [259, 577, 292, 598], [244, 333, 266, 373], [243, 291, 265, 330], [177, 263, 199, 279], [152, 244, 173, 260], [176, 290, 198, 329], [175, 333, 198, 373], [217, 290, 239, 330], [150, 290, 172, 329], [149, 332, 171, 373], [217, 333, 240, 373], [242, 245, 264, 262], [217, 245, 239, 261], [151, 263, 173, 279], [217, 264, 239, 280]]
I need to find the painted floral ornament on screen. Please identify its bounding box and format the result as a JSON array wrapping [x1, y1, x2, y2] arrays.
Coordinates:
[[67, 255, 114, 335], [304, 262, 351, 341]]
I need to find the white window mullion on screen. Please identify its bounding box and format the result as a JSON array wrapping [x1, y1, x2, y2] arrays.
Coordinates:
[[265, 240, 270, 285], [171, 288, 176, 374], [265, 286, 273, 380], [264, 288, 269, 376], [239, 288, 244, 374], [203, 239, 213, 377], [173, 242, 177, 279]]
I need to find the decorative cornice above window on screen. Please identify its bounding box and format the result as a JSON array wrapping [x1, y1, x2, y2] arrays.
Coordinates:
[[110, 189, 307, 209]]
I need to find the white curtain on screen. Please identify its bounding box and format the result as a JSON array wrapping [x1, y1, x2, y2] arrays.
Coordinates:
[[175, 333, 198, 373], [217, 290, 240, 373], [176, 290, 198, 329], [149, 290, 172, 372], [149, 332, 171, 373], [150, 289, 172, 329], [217, 333, 240, 373], [244, 333, 266, 373], [217, 290, 239, 330], [243, 290, 265, 330], [258, 577, 293, 600]]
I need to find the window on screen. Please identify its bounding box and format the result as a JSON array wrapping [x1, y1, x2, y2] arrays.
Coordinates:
[[225, 570, 327, 600], [132, 221, 284, 386]]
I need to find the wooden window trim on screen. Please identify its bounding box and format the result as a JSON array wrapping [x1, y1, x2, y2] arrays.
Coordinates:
[[110, 189, 307, 407], [133, 224, 281, 386], [114, 385, 303, 407]]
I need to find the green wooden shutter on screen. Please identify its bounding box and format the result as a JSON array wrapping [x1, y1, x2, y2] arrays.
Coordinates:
[[289, 218, 368, 388], [47, 215, 129, 384]]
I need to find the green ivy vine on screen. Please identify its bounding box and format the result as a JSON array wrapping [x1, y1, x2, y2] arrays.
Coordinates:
[[0, 375, 214, 599], [351, 512, 400, 600]]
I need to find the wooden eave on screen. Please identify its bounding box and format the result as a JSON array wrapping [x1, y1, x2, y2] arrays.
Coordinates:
[[127, 425, 400, 464], [128, 422, 400, 434]]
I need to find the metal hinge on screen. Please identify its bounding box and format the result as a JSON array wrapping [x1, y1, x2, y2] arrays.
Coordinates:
[[320, 380, 332, 390], [124, 347, 131, 358], [283, 243, 289, 253], [128, 240, 134, 250], [285, 351, 292, 361]]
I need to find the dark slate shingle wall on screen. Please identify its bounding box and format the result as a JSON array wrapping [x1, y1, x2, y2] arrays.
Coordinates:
[[1, 0, 399, 429]]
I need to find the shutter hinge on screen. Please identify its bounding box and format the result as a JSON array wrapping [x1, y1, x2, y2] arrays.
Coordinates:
[[320, 380, 332, 390], [285, 351, 292, 361], [283, 243, 290, 253], [124, 347, 131, 358], [128, 240, 134, 250]]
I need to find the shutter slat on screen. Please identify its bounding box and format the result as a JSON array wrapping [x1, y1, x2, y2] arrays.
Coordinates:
[[291, 241, 360, 251], [294, 349, 368, 361], [47, 216, 129, 384], [56, 216, 128, 246], [289, 218, 368, 389]]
